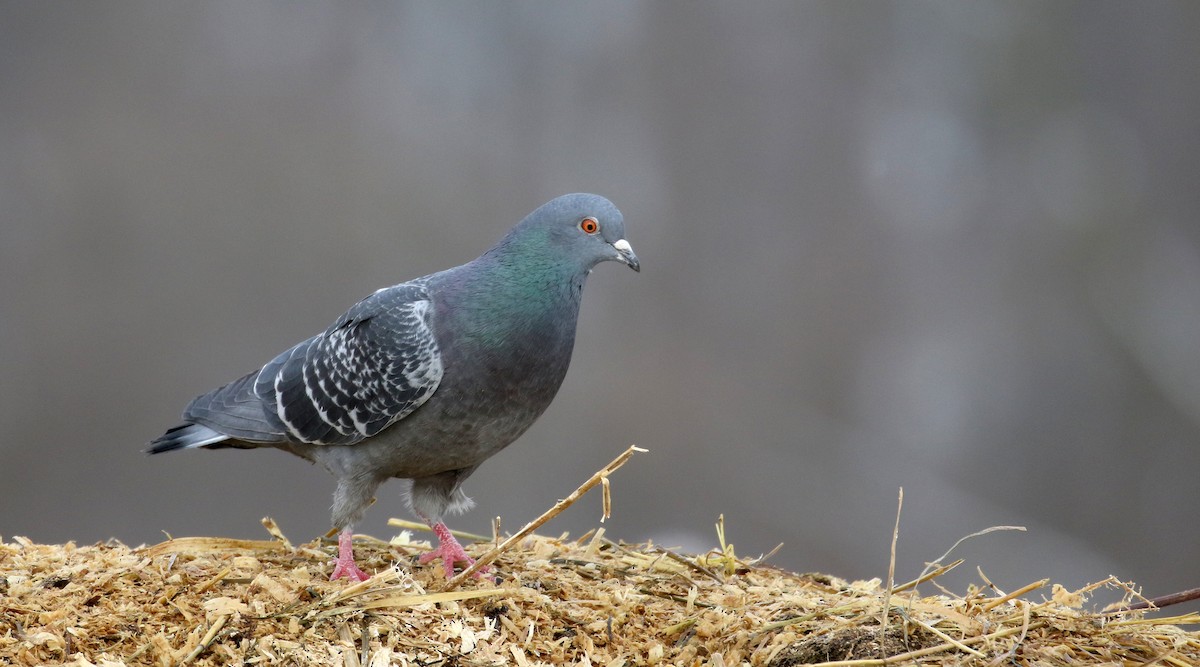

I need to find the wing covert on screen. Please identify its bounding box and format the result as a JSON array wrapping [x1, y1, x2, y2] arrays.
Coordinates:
[[262, 283, 444, 445]]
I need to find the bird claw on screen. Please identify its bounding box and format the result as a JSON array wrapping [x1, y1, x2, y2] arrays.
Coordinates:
[[421, 522, 488, 578], [330, 557, 370, 582], [418, 542, 488, 579], [329, 529, 371, 582]]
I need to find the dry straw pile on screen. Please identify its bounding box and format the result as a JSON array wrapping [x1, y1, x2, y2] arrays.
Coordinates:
[[3, 448, 1198, 666]]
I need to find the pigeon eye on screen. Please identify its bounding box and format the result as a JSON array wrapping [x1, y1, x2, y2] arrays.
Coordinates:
[[579, 217, 600, 234]]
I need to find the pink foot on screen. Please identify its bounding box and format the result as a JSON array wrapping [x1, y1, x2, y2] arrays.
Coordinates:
[[329, 529, 370, 582], [419, 522, 488, 578]]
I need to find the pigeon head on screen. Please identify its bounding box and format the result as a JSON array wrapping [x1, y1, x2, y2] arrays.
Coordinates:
[[500, 193, 640, 274]]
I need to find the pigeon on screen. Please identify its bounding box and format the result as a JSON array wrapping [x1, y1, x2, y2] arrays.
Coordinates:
[[147, 193, 639, 581]]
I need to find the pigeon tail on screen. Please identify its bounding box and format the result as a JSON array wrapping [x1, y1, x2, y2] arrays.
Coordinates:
[[145, 423, 230, 454]]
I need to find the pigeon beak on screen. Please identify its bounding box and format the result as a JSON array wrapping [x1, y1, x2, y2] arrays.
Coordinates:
[[612, 239, 641, 272]]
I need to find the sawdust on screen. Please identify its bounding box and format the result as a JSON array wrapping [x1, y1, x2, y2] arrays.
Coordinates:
[[3, 525, 1198, 666], [3, 450, 1197, 665]]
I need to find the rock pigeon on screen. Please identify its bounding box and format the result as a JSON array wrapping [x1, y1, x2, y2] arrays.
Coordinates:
[[147, 193, 639, 581]]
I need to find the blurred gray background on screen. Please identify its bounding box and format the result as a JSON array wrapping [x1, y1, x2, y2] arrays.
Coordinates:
[[3, 3, 1199, 607]]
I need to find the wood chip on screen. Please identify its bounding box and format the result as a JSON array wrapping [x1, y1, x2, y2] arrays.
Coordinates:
[[2, 531, 1196, 666]]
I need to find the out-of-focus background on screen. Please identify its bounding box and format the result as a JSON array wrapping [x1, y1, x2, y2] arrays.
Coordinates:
[[3, 3, 1198, 606]]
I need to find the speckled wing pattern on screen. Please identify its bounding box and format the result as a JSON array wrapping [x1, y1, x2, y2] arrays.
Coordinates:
[[251, 281, 444, 446]]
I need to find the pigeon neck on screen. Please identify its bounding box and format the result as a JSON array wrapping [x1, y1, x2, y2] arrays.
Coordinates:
[[480, 233, 590, 300], [428, 247, 583, 356], [475, 248, 585, 310]]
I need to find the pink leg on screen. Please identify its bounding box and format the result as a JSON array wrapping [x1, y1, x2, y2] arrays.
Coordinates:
[[418, 522, 488, 578], [329, 528, 370, 582]]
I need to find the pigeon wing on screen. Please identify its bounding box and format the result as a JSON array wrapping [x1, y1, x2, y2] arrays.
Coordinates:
[[173, 283, 442, 447], [251, 282, 445, 446]]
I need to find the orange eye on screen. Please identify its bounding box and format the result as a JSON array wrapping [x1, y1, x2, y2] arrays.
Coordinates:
[[579, 217, 600, 234]]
